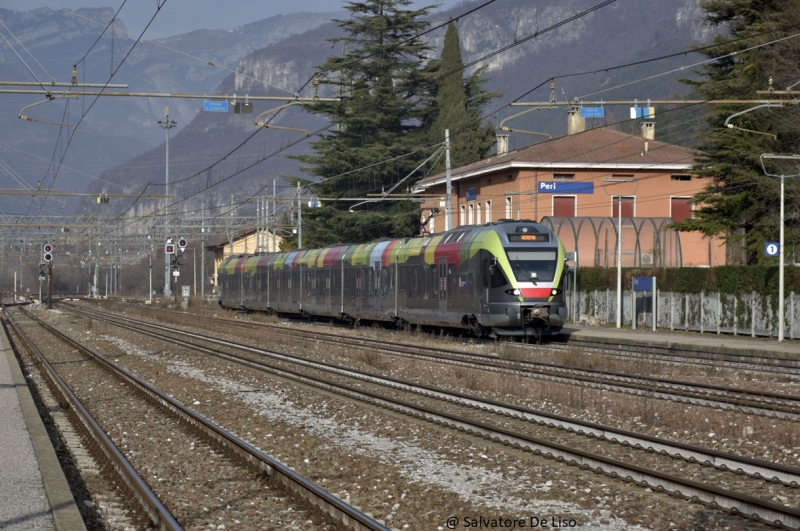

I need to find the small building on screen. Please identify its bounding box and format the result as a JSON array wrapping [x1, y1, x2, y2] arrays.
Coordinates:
[[412, 126, 725, 268], [205, 229, 282, 290]]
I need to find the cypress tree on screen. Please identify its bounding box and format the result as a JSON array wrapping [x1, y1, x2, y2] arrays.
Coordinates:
[[428, 20, 498, 173]]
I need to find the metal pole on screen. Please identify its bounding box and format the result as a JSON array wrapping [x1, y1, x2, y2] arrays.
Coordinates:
[[297, 183, 302, 249], [617, 197, 622, 328], [272, 179, 277, 252], [193, 248, 197, 296], [201, 235, 205, 298], [445, 129, 452, 231], [652, 277, 657, 332], [158, 106, 177, 298], [149, 237, 152, 304], [779, 173, 785, 341]]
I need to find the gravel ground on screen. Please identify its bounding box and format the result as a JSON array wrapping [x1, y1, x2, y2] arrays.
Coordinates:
[[37, 304, 797, 530]]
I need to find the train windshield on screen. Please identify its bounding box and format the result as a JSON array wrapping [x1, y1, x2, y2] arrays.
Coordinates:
[[505, 249, 557, 282]]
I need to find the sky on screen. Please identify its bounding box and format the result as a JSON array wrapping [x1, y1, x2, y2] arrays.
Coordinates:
[[6, 0, 458, 39]]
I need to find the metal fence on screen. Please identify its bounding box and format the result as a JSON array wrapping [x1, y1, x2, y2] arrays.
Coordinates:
[[567, 289, 800, 339]]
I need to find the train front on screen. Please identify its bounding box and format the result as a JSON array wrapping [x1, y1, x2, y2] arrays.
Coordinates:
[[482, 221, 568, 337]]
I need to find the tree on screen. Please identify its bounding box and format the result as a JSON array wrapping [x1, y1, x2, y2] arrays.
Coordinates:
[[290, 0, 439, 247], [428, 20, 498, 174], [671, 0, 800, 265]]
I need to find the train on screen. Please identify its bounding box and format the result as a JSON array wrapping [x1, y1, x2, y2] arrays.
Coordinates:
[[217, 219, 569, 338]]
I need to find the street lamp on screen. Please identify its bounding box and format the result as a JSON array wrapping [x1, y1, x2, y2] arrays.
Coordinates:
[[760, 154, 800, 342], [603, 177, 638, 328], [725, 102, 793, 341], [158, 106, 177, 298]]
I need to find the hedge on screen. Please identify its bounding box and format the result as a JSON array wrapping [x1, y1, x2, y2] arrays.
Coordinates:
[[574, 266, 800, 295]]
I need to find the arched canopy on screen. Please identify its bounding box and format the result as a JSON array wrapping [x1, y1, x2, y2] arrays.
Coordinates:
[[540, 217, 682, 268]]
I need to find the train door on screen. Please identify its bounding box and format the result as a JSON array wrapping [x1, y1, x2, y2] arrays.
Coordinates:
[[438, 258, 447, 315], [355, 265, 363, 312], [373, 261, 381, 313]]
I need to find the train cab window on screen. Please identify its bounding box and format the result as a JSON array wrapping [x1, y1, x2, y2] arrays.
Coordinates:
[[506, 250, 557, 282]]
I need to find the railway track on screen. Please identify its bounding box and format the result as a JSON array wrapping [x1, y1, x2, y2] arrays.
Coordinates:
[[105, 302, 800, 421], [5, 307, 390, 531], [62, 303, 800, 529]]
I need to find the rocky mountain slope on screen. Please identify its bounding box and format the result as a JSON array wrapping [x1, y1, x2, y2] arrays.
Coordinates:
[[0, 0, 713, 219]]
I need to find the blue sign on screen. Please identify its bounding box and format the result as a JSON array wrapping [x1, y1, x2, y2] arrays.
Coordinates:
[[633, 276, 654, 291], [466, 188, 477, 201], [538, 181, 594, 194], [765, 242, 780, 257], [203, 101, 229, 112], [581, 107, 604, 118], [630, 106, 655, 119]]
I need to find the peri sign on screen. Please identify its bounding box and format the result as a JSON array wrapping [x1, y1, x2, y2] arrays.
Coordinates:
[[538, 182, 594, 194]]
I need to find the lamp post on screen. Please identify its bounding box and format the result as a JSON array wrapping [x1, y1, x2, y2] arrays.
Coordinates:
[[158, 107, 177, 298], [760, 154, 800, 342], [603, 177, 638, 328], [725, 102, 792, 341]]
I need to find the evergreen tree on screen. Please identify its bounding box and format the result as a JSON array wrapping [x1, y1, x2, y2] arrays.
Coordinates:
[[290, 0, 438, 247], [428, 20, 498, 173], [671, 0, 800, 264]]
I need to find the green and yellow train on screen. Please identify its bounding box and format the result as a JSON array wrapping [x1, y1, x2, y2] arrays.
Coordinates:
[[217, 219, 569, 337]]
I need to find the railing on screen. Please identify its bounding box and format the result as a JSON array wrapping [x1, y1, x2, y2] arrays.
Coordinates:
[[567, 289, 800, 339]]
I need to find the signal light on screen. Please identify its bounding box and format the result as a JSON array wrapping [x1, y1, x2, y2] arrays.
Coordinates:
[[165, 244, 175, 254], [178, 237, 187, 251], [43, 252, 53, 262], [43, 243, 53, 253]]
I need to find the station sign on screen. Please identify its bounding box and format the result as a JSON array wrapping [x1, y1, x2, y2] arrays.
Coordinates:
[[538, 182, 594, 194], [203, 101, 229, 112]]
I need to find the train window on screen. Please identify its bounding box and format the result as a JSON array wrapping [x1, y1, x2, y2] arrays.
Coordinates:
[[505, 250, 557, 282]]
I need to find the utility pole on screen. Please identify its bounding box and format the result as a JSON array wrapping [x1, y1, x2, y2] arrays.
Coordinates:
[[158, 106, 177, 298], [445, 129, 452, 231]]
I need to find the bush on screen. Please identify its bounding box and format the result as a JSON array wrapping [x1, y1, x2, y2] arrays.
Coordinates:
[[575, 265, 800, 295]]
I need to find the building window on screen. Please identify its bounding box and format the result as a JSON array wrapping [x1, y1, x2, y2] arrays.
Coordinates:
[[554, 173, 575, 179], [485, 200, 492, 223], [671, 174, 691, 181], [505, 196, 512, 219], [460, 205, 466, 226], [671, 197, 692, 222], [612, 196, 635, 218], [468, 203, 475, 225], [553, 196, 576, 217], [476, 203, 482, 225], [429, 209, 436, 234]]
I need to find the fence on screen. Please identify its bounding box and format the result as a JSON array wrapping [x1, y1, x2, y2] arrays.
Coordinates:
[[566, 289, 800, 339]]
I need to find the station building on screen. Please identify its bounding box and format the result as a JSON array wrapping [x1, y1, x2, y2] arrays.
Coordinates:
[[412, 124, 726, 268]]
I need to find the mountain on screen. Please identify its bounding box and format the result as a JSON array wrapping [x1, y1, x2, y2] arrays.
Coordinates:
[[0, 1, 713, 220], [0, 6, 342, 214]]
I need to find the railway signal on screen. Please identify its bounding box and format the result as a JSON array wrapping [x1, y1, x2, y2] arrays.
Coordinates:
[[165, 243, 175, 254], [178, 237, 187, 252], [43, 243, 53, 262]]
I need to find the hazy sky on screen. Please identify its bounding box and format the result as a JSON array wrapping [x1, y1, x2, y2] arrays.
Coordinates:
[[6, 0, 457, 39]]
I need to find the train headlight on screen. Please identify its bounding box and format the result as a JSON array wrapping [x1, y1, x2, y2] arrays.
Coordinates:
[[551, 288, 559, 296], [505, 288, 521, 296]]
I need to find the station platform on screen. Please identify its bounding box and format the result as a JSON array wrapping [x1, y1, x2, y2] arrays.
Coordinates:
[[563, 324, 800, 358], [0, 317, 85, 530]]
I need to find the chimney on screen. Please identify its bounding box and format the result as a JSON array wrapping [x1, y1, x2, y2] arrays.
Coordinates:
[[567, 105, 586, 135], [496, 133, 509, 155], [641, 121, 655, 140]]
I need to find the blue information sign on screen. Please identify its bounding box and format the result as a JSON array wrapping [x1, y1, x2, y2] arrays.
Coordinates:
[[765, 242, 780, 257], [580, 107, 604, 118], [538, 181, 594, 194], [632, 276, 654, 291], [203, 101, 229, 112]]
